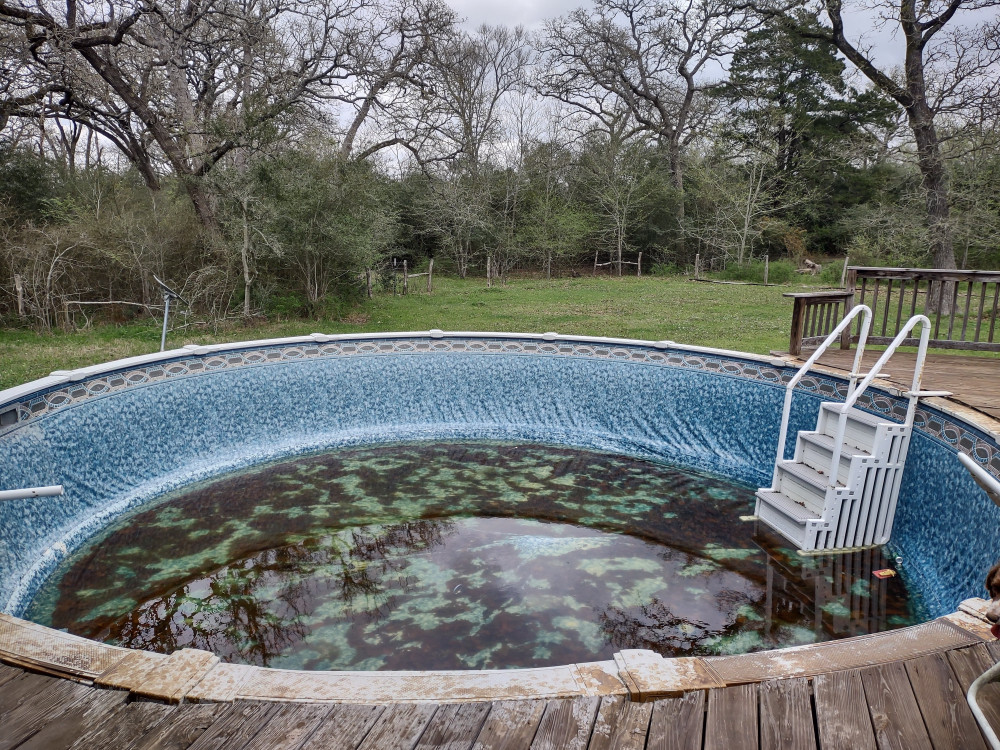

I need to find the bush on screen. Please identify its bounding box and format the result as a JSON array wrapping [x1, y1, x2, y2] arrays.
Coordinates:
[[649, 262, 681, 276], [820, 260, 846, 286], [716, 259, 796, 284]]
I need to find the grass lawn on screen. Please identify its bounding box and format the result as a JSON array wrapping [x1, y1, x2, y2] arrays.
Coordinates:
[[1, 274, 829, 391]]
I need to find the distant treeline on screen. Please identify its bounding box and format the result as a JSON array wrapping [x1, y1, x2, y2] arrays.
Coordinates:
[[1, 0, 998, 327]]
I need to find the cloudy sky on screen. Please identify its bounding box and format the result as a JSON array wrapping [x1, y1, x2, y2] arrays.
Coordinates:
[[443, 0, 985, 71]]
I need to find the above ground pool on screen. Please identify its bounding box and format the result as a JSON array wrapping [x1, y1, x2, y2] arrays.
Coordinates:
[[1, 332, 998, 674]]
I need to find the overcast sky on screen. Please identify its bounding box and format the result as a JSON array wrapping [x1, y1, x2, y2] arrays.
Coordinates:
[[443, 0, 991, 72]]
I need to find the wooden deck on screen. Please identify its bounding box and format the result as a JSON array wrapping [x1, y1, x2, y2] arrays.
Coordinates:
[[794, 349, 1000, 420], [2, 640, 999, 749]]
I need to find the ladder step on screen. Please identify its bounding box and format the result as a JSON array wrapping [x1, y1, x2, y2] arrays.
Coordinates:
[[820, 402, 893, 427], [778, 460, 844, 490], [798, 431, 871, 459], [755, 490, 821, 523]]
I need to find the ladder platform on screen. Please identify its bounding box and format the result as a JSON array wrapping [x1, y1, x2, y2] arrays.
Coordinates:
[[819, 402, 892, 427], [798, 431, 871, 458], [755, 490, 820, 523]]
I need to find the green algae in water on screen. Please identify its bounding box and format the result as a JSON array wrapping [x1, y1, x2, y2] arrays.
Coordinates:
[[26, 442, 921, 670]]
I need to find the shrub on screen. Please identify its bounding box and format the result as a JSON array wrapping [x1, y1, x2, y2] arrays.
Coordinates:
[[717, 259, 796, 284]]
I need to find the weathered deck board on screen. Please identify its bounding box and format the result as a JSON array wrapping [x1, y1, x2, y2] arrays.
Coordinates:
[[905, 653, 988, 750], [413, 701, 492, 750], [186, 701, 281, 750], [758, 678, 815, 750], [1, 640, 999, 750], [807, 349, 1000, 419], [297, 704, 386, 750], [241, 703, 334, 750], [704, 684, 757, 750], [129, 704, 224, 750], [859, 662, 933, 750], [11, 686, 128, 750], [587, 694, 653, 750], [529, 696, 600, 750], [355, 702, 438, 750], [813, 670, 877, 750], [947, 644, 1000, 743], [471, 700, 546, 750], [646, 691, 705, 750]]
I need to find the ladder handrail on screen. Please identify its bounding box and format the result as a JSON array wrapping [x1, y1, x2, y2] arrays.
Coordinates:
[[772, 304, 873, 486], [825, 314, 931, 489]]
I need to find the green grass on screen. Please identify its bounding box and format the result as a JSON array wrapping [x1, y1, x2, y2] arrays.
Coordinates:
[[1, 275, 831, 391]]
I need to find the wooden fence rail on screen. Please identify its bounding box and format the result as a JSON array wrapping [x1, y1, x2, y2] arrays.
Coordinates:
[[787, 267, 1000, 355]]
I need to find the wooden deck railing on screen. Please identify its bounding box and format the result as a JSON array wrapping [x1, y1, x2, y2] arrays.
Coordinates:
[[787, 267, 1000, 355]]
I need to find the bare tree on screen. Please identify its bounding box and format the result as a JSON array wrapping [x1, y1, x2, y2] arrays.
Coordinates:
[[540, 0, 752, 225]]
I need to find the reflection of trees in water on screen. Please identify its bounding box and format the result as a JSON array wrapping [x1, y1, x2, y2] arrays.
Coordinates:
[[107, 519, 454, 666]]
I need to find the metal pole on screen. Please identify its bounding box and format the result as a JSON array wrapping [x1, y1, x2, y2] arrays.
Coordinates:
[[160, 293, 171, 352]]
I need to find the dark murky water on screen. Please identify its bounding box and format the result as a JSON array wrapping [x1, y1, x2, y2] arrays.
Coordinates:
[[27, 443, 921, 670]]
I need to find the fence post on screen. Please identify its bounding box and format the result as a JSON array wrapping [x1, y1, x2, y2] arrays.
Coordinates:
[[403, 260, 408, 294], [694, 253, 700, 280], [637, 252, 642, 277], [14, 274, 25, 319], [366, 269, 373, 299], [427, 258, 434, 292], [840, 256, 849, 288], [764, 255, 769, 286], [789, 297, 806, 356]]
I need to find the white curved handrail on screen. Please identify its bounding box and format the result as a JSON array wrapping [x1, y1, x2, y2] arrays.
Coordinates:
[[825, 314, 936, 489], [0, 485, 63, 502], [772, 305, 872, 485], [968, 661, 1000, 750], [957, 452, 1000, 507]]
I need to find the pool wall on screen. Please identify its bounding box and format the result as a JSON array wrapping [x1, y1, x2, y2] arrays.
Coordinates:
[[1, 332, 998, 620]]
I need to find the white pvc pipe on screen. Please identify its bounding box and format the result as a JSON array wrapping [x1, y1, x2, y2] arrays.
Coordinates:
[[0, 485, 64, 502], [968, 661, 1000, 750], [772, 305, 872, 486]]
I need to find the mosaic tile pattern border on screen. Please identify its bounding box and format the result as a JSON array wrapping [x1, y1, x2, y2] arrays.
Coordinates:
[[1, 336, 997, 478]]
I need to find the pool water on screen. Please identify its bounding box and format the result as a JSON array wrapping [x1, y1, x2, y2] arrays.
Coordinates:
[[27, 443, 921, 670]]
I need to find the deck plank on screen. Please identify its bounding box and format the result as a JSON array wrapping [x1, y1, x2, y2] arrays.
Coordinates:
[[704, 684, 758, 750], [859, 662, 933, 750], [586, 695, 653, 750], [414, 702, 492, 750], [240, 703, 335, 750], [11, 687, 129, 750], [529, 697, 601, 750], [0, 678, 104, 750], [0, 671, 61, 719], [646, 691, 705, 750], [471, 700, 546, 750], [298, 704, 386, 750], [905, 653, 987, 750], [814, 670, 876, 750], [355, 703, 439, 750], [759, 678, 816, 750], [128, 703, 224, 750], [947, 644, 1000, 743], [186, 701, 281, 750], [0, 663, 22, 688]]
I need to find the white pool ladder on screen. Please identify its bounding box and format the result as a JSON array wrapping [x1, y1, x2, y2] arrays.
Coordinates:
[[756, 307, 950, 551]]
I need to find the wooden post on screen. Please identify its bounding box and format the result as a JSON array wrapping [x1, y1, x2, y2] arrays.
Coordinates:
[[764, 255, 769, 286], [789, 297, 806, 356], [840, 256, 850, 288], [694, 254, 700, 280], [366, 268, 373, 299], [403, 260, 408, 294], [14, 274, 25, 319], [593, 248, 599, 276], [486, 256, 492, 288], [637, 252, 642, 278], [427, 258, 433, 293]]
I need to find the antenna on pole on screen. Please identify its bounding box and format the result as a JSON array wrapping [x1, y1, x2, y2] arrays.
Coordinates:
[[152, 275, 189, 352]]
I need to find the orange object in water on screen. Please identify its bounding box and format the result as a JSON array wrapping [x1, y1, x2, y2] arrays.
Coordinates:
[[872, 568, 897, 579]]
